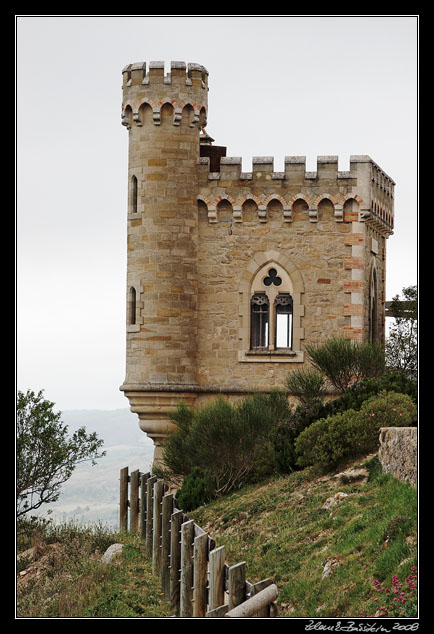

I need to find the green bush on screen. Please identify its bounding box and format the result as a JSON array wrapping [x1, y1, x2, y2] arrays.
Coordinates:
[[305, 337, 385, 394], [295, 409, 362, 470], [158, 391, 291, 496], [175, 467, 217, 511], [271, 401, 325, 473], [327, 371, 417, 415], [295, 391, 416, 472], [285, 368, 328, 408], [358, 390, 417, 428]]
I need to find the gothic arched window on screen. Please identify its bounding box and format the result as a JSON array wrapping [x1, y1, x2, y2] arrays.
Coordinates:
[[239, 252, 305, 363], [249, 265, 294, 351], [275, 294, 293, 349], [251, 293, 269, 348]]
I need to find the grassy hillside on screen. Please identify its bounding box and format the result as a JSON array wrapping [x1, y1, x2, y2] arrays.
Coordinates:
[[16, 452, 417, 619]]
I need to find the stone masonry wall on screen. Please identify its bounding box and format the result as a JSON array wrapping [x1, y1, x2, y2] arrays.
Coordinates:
[[378, 427, 417, 488]]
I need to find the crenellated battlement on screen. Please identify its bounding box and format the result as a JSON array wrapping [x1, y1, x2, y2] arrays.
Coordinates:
[[121, 61, 208, 129], [122, 60, 209, 89], [197, 153, 394, 235]]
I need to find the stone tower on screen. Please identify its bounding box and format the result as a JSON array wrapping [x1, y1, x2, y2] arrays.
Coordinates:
[[120, 61, 208, 464], [120, 60, 395, 468]]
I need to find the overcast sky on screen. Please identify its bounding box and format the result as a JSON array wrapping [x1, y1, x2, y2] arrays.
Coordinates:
[[16, 15, 418, 411]]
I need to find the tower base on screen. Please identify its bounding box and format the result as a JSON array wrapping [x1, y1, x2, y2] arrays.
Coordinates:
[[120, 385, 198, 471]]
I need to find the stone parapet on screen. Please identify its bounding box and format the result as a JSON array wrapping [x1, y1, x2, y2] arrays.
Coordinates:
[[378, 427, 417, 488]]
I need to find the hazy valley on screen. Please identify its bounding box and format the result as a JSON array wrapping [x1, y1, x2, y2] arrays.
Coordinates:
[[34, 409, 154, 529]]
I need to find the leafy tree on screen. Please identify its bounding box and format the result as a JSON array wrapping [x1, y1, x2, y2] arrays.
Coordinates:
[[16, 390, 105, 517], [385, 285, 417, 380]]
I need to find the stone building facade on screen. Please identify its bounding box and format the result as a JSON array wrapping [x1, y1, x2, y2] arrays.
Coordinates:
[[119, 60, 395, 464]]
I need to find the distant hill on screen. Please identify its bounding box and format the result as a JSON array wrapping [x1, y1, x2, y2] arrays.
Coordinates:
[[34, 409, 154, 529]]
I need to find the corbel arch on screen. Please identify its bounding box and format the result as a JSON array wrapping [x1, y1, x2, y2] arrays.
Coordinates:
[[313, 193, 340, 207], [287, 193, 312, 207]]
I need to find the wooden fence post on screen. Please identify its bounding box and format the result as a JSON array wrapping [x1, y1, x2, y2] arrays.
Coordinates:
[[228, 561, 246, 610], [119, 467, 129, 533], [130, 469, 140, 533], [208, 545, 226, 612], [193, 532, 209, 618], [152, 480, 165, 575], [225, 584, 278, 618], [161, 493, 174, 598], [249, 578, 274, 617], [169, 509, 184, 616], [180, 519, 195, 618], [140, 472, 150, 540], [145, 476, 157, 557]]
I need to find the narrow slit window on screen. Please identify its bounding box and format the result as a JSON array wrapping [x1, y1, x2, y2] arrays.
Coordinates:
[[251, 293, 269, 349], [275, 295, 293, 348], [131, 175, 138, 214], [129, 287, 137, 325]]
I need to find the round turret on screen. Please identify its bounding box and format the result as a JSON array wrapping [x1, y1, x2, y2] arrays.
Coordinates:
[[120, 61, 208, 463]]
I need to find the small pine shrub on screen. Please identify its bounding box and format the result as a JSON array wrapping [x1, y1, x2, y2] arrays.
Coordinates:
[[305, 337, 385, 394], [159, 391, 291, 495], [285, 369, 328, 408], [176, 467, 217, 512]]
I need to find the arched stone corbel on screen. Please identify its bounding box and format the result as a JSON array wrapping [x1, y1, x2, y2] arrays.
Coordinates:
[[258, 205, 267, 222], [233, 205, 242, 223], [283, 205, 292, 222], [208, 205, 217, 223], [132, 108, 142, 126], [190, 109, 200, 128], [308, 205, 318, 222], [334, 204, 344, 222], [173, 107, 182, 126], [152, 107, 161, 125]]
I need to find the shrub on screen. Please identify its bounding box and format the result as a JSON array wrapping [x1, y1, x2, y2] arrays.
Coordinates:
[[358, 390, 417, 427], [271, 401, 326, 473], [158, 391, 291, 495], [285, 368, 328, 408], [175, 467, 217, 511], [295, 391, 416, 472], [324, 370, 417, 416], [305, 338, 385, 394], [295, 409, 361, 470]]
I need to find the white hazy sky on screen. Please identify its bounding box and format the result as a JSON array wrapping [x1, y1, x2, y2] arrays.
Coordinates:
[[16, 15, 418, 411]]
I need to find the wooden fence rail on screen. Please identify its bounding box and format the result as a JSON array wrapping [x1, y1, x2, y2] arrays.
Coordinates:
[[119, 466, 278, 618]]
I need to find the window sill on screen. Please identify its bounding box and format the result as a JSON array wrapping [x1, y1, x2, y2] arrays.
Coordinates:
[[247, 348, 297, 357], [238, 349, 304, 363]]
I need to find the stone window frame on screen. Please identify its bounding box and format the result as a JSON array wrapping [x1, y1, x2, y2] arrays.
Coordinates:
[[238, 250, 305, 363], [368, 257, 379, 343], [128, 173, 142, 220], [127, 281, 144, 332]]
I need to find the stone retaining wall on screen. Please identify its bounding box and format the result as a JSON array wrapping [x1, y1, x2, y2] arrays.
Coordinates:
[[378, 427, 417, 488]]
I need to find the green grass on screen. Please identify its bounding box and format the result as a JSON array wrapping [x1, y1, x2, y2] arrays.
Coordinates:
[[16, 520, 171, 618], [16, 453, 417, 619], [191, 453, 417, 618]]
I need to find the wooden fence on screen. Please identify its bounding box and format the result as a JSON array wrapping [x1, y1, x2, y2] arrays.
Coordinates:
[[119, 467, 279, 618]]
